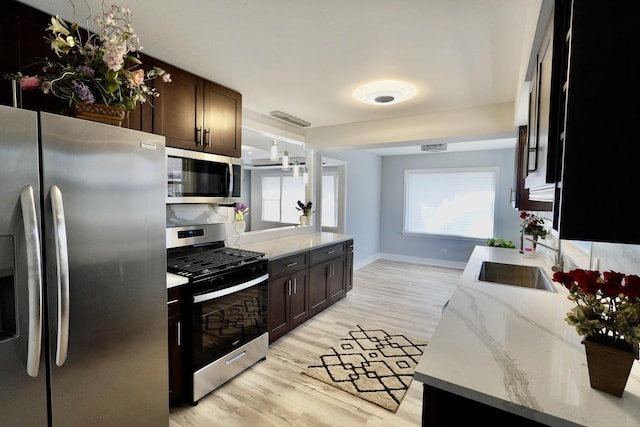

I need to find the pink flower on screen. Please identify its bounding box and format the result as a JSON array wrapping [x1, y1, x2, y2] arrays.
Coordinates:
[[102, 41, 127, 71], [19, 76, 41, 91], [130, 69, 144, 86]]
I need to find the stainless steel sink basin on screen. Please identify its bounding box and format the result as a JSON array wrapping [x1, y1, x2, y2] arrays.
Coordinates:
[[477, 261, 556, 292]]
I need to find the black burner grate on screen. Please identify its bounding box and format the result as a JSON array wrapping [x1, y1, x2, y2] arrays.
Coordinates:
[[168, 248, 265, 278]]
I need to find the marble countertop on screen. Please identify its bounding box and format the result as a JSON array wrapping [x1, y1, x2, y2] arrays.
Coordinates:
[[414, 246, 640, 427], [235, 232, 353, 260], [167, 272, 188, 289], [166, 232, 353, 289]]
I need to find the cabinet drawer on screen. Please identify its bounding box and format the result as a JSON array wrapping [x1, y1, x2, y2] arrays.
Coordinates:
[[167, 287, 181, 317], [310, 242, 345, 264], [269, 252, 309, 277]]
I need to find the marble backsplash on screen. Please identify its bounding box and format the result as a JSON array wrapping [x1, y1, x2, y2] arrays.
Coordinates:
[[165, 203, 313, 248], [166, 203, 231, 227], [592, 241, 640, 276]]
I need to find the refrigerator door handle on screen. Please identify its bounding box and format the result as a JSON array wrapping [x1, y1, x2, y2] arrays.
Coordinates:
[[20, 185, 43, 377], [50, 185, 70, 367]]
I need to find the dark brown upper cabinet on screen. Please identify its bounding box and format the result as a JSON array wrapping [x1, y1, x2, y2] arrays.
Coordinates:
[[153, 61, 242, 158], [548, 0, 640, 244], [1, 1, 66, 114], [511, 125, 552, 211]]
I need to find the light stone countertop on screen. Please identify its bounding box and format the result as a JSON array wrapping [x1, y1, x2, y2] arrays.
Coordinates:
[[167, 272, 188, 289], [414, 245, 640, 426], [235, 232, 353, 260], [166, 232, 353, 288]]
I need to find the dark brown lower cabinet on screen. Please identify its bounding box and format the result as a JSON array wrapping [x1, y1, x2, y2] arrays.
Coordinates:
[[309, 255, 346, 316], [268, 268, 309, 343], [167, 287, 182, 402], [345, 239, 354, 292], [268, 241, 353, 343], [422, 384, 547, 426], [309, 262, 330, 317]]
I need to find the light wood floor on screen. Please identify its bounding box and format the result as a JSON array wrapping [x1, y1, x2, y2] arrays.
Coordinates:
[[169, 259, 462, 427]]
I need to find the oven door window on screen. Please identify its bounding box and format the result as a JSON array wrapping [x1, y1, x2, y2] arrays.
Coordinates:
[[167, 155, 229, 198], [192, 282, 267, 370]]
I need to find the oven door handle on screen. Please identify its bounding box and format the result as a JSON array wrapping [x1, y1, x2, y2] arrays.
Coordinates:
[[193, 273, 269, 304]]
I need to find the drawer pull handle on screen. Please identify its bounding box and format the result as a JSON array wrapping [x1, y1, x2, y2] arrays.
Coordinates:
[[327, 250, 336, 254], [167, 299, 179, 305], [286, 262, 298, 267]]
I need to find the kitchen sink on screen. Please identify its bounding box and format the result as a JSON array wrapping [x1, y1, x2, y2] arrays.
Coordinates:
[[477, 261, 556, 292]]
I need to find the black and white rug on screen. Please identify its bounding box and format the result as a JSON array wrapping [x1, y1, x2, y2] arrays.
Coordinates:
[[302, 324, 428, 412]]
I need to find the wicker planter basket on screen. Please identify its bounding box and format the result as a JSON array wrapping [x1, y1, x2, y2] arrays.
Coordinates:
[[74, 102, 126, 126]]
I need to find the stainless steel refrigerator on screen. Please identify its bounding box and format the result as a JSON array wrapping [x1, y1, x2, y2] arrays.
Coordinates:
[[0, 105, 169, 426]]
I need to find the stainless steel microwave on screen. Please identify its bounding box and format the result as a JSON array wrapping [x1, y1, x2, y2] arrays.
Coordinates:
[[166, 147, 242, 204]]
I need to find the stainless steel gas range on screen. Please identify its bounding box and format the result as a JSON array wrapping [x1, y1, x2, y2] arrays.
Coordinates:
[[167, 224, 268, 405]]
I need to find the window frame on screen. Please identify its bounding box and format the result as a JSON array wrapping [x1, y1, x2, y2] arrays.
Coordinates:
[[260, 172, 306, 224], [402, 167, 498, 239]]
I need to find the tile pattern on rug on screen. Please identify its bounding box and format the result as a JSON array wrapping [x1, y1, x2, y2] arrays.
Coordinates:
[[302, 324, 428, 412]]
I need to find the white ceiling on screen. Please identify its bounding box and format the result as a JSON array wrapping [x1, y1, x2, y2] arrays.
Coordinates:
[[19, 0, 544, 156]]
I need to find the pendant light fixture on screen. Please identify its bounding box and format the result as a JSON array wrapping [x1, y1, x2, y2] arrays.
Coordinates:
[[292, 160, 300, 177], [270, 140, 278, 161], [281, 149, 290, 170]]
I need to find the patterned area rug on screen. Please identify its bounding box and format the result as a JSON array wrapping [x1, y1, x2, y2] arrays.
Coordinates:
[[302, 324, 428, 412]]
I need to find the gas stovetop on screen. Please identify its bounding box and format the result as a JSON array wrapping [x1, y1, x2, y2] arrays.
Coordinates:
[[167, 247, 265, 280]]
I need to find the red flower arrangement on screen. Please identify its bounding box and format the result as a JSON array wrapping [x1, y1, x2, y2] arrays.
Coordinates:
[[520, 212, 547, 238], [553, 269, 640, 353]]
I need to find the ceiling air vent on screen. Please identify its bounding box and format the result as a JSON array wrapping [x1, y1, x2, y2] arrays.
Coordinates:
[[269, 111, 311, 128], [421, 143, 447, 152]]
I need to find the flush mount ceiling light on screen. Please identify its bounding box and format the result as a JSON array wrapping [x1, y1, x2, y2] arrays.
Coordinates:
[[354, 80, 417, 106]]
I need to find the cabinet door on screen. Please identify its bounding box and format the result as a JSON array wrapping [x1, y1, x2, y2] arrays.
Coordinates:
[[328, 257, 346, 304], [512, 126, 552, 211], [268, 275, 290, 343], [203, 81, 242, 157], [309, 262, 330, 317], [289, 269, 309, 328], [555, 1, 640, 243], [345, 252, 354, 292], [524, 20, 554, 195], [167, 287, 182, 402], [122, 53, 154, 132], [1, 1, 65, 113], [153, 61, 204, 150], [168, 314, 182, 402]]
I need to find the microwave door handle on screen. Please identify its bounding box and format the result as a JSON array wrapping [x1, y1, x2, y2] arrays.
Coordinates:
[[20, 185, 43, 377], [50, 185, 70, 367], [227, 162, 233, 197]]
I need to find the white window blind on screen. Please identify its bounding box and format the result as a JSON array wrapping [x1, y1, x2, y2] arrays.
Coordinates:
[[261, 176, 281, 222], [404, 168, 496, 238], [261, 174, 305, 223], [281, 176, 304, 223], [321, 173, 338, 228]]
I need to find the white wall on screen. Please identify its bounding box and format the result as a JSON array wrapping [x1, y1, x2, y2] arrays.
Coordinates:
[[319, 149, 382, 268]]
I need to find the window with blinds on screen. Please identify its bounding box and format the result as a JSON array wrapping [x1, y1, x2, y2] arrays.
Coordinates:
[[404, 168, 497, 238], [261, 175, 305, 223]]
